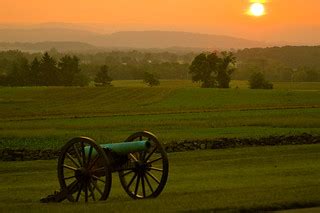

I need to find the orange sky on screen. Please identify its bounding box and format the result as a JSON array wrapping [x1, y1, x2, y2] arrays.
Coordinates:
[[1, 0, 320, 42]]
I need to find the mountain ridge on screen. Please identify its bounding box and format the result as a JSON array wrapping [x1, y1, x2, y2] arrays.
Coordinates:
[[0, 28, 269, 50]]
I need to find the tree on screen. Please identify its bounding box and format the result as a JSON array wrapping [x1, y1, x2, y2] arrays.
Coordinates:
[[249, 72, 273, 89], [38, 52, 59, 86], [29, 57, 40, 85], [6, 57, 30, 86], [189, 52, 236, 88], [94, 65, 113, 86], [216, 52, 236, 88], [143, 72, 160, 87], [58, 55, 81, 86], [189, 53, 218, 88]]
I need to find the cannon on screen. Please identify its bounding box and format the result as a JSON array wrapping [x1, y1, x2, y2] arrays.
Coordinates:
[[41, 131, 169, 203]]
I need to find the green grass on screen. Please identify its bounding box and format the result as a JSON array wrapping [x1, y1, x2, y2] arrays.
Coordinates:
[[0, 145, 319, 212], [1, 80, 320, 149], [1, 108, 320, 149]]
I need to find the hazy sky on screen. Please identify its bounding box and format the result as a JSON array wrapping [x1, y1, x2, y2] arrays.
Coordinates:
[[1, 0, 320, 43]]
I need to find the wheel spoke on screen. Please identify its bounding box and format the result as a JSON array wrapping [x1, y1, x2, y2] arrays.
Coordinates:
[[145, 147, 157, 161], [86, 146, 93, 167], [150, 167, 163, 172], [141, 174, 146, 198], [127, 172, 138, 189], [144, 173, 154, 193], [73, 144, 83, 166], [64, 175, 76, 180], [121, 170, 134, 177], [66, 153, 80, 168], [92, 167, 105, 173], [84, 182, 88, 202], [88, 182, 96, 201], [129, 153, 138, 162], [134, 174, 140, 196], [81, 142, 86, 167], [148, 157, 163, 164], [75, 183, 83, 202], [92, 175, 106, 183], [91, 180, 103, 196], [146, 171, 160, 184], [88, 155, 100, 169], [140, 151, 146, 161], [63, 164, 77, 171]]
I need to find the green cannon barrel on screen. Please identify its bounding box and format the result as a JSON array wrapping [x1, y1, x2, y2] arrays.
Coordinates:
[[85, 140, 151, 156]]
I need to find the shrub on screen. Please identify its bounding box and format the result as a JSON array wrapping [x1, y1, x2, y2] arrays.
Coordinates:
[[143, 72, 160, 87], [249, 72, 273, 89]]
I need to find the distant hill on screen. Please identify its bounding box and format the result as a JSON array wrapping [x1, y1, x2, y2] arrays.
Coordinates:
[[0, 28, 269, 50], [0, 41, 99, 52]]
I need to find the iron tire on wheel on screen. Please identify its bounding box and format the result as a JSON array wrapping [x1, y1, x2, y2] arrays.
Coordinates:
[[57, 137, 112, 202], [119, 131, 169, 199]]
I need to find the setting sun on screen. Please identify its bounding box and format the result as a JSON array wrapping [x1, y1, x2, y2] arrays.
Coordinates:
[[249, 2, 265, 16]]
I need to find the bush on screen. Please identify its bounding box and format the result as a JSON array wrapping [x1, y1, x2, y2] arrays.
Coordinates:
[[249, 72, 273, 89], [143, 72, 160, 87], [94, 65, 113, 86]]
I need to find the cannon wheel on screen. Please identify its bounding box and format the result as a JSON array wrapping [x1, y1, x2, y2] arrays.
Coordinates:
[[119, 131, 169, 199], [57, 137, 112, 202]]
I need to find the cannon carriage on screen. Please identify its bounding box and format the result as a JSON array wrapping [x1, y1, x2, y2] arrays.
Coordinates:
[[41, 131, 169, 203]]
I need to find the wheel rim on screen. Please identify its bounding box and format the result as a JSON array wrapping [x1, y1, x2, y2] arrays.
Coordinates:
[[57, 137, 112, 202], [119, 131, 169, 199]]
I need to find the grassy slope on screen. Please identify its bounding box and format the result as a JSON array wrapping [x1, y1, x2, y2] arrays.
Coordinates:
[[1, 81, 320, 149], [0, 145, 319, 212]]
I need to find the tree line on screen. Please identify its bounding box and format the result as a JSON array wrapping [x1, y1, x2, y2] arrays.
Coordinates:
[[0, 46, 319, 86], [0, 52, 90, 86]]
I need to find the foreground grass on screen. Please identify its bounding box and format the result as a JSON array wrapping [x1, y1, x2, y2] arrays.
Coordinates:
[[0, 144, 319, 212]]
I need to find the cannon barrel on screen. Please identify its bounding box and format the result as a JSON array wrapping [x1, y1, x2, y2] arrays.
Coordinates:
[[85, 140, 151, 156]]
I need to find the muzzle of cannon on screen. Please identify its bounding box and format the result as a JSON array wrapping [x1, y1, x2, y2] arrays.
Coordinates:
[[40, 131, 169, 203]]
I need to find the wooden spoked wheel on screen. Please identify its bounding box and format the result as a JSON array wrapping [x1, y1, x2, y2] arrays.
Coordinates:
[[119, 131, 169, 199], [57, 137, 112, 202]]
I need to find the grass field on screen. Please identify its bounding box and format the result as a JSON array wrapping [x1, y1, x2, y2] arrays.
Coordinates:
[[1, 80, 320, 212], [1, 80, 320, 149], [0, 145, 319, 212]]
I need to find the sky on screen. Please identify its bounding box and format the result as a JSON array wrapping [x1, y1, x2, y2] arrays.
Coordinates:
[[1, 0, 320, 43]]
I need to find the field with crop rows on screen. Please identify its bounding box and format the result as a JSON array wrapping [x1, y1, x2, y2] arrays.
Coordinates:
[[1, 80, 319, 149]]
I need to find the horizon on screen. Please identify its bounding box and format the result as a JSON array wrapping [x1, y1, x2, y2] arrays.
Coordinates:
[[1, 0, 320, 45]]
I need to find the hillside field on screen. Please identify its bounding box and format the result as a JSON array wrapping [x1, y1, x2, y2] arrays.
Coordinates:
[[1, 80, 320, 149]]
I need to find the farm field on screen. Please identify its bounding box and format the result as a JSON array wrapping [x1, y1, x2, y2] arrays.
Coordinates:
[[1, 80, 320, 212], [0, 80, 320, 149], [0, 144, 319, 212]]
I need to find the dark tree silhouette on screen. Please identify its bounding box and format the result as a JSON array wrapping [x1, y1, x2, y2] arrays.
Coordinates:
[[7, 57, 30, 86], [58, 55, 81, 86], [143, 72, 160, 87], [29, 57, 40, 85], [95, 65, 113, 86], [249, 72, 273, 89], [39, 52, 59, 86], [216, 52, 236, 88], [189, 52, 236, 88]]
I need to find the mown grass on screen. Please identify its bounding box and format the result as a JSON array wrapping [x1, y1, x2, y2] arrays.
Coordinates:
[[0, 80, 319, 149], [0, 145, 319, 212], [1, 108, 320, 149]]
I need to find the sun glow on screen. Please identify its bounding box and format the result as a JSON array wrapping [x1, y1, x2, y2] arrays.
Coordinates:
[[249, 2, 265, 17]]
